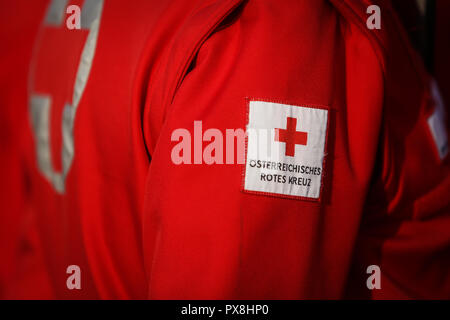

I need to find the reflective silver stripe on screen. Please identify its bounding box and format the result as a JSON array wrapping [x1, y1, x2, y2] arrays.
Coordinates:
[[30, 95, 66, 193], [29, 0, 103, 194], [81, 0, 103, 29], [61, 103, 74, 187], [73, 1, 103, 109], [45, 0, 69, 26], [30, 94, 53, 182]]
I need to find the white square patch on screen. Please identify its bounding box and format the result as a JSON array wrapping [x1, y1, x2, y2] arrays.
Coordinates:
[[243, 100, 329, 200]]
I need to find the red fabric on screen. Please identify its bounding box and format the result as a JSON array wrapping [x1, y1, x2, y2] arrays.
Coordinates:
[[0, 0, 53, 299], [435, 0, 450, 112], [2, 0, 449, 299], [337, 0, 450, 299]]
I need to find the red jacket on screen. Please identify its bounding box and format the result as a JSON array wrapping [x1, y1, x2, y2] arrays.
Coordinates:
[[4, 0, 449, 299], [0, 0, 53, 299]]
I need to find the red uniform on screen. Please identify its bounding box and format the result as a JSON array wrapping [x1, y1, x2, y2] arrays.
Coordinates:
[[0, 0, 53, 299], [4, 0, 449, 299]]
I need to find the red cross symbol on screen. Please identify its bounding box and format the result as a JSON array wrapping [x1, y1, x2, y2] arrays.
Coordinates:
[[275, 117, 308, 157]]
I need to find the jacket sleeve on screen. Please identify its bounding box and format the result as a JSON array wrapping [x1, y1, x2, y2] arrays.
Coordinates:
[[341, 0, 450, 299], [142, 0, 385, 299]]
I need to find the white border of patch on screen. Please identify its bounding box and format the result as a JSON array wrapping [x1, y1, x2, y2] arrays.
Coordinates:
[[243, 100, 329, 200]]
